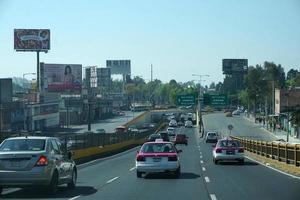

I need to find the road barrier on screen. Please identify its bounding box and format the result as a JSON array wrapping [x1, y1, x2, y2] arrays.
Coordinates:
[[231, 136, 300, 167]]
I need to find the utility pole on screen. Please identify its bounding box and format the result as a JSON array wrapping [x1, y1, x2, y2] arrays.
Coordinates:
[[150, 64, 153, 82]]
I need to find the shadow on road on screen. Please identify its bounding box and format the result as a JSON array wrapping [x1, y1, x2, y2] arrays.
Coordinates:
[[218, 161, 258, 166], [144, 172, 200, 179], [1, 186, 97, 199]]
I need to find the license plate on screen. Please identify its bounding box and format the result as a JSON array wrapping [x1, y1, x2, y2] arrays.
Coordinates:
[[10, 161, 20, 167], [226, 150, 235, 155], [153, 157, 161, 162]]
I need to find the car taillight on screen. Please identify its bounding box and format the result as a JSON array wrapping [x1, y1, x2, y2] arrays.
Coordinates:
[[136, 155, 146, 162], [215, 148, 223, 153], [168, 156, 178, 161], [238, 148, 244, 153], [35, 155, 48, 166]]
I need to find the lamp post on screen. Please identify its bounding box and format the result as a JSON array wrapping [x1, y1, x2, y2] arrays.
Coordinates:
[[192, 74, 209, 131]]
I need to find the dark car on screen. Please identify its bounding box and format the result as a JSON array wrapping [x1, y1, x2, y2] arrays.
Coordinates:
[[158, 131, 170, 142], [174, 134, 188, 145], [147, 134, 162, 142]]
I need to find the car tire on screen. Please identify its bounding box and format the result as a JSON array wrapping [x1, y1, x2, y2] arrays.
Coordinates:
[[136, 170, 142, 178], [239, 159, 244, 165], [48, 170, 59, 194], [175, 167, 181, 178], [0, 186, 3, 195], [214, 159, 218, 165], [67, 168, 77, 189]]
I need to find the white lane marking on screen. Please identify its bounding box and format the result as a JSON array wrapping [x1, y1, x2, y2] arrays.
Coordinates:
[[129, 166, 136, 171], [205, 176, 210, 183], [202, 167, 206, 171], [200, 160, 204, 164], [68, 195, 82, 200], [245, 156, 300, 180], [200, 155, 203, 159], [210, 194, 217, 200], [1, 188, 21, 195], [106, 176, 119, 184]]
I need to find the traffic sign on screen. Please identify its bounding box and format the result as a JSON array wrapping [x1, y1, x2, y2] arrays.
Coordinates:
[[203, 94, 227, 106], [176, 94, 196, 106]]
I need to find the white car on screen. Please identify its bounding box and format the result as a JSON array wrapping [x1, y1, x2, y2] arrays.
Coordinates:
[[184, 120, 193, 128], [205, 131, 218, 143], [167, 127, 176, 141], [212, 138, 245, 164], [169, 120, 177, 127], [136, 140, 181, 178]]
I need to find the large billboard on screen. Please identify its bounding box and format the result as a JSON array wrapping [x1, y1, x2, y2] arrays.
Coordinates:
[[41, 63, 82, 92], [14, 29, 50, 52], [222, 59, 248, 74], [106, 60, 131, 75]]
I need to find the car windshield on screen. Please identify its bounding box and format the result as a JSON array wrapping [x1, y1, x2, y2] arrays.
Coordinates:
[[141, 143, 175, 153], [0, 139, 46, 151], [218, 140, 241, 148]]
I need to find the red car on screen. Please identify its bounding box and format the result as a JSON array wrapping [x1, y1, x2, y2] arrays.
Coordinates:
[[174, 134, 188, 145]]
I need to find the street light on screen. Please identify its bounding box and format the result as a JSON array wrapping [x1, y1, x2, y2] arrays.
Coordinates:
[[192, 74, 209, 131]]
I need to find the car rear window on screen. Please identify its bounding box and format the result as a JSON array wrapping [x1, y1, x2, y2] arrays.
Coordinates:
[[141, 143, 175, 153], [0, 139, 46, 151], [218, 140, 241, 147]]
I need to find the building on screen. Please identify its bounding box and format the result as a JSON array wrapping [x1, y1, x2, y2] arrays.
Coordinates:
[[0, 78, 12, 131]]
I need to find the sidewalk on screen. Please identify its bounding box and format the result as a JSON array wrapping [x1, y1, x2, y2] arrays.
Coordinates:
[[243, 114, 300, 144]]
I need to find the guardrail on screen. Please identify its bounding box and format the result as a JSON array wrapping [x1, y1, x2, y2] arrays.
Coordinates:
[[231, 136, 300, 167]]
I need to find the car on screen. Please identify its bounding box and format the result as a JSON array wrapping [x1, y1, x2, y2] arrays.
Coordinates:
[[177, 121, 184, 126], [147, 134, 162, 142], [167, 127, 176, 141], [174, 134, 188, 145], [184, 120, 193, 128], [168, 119, 177, 127], [212, 137, 245, 164], [95, 128, 106, 134], [158, 131, 170, 142], [0, 136, 77, 195], [135, 140, 182, 178], [232, 110, 240, 115], [225, 112, 233, 117], [205, 131, 218, 143]]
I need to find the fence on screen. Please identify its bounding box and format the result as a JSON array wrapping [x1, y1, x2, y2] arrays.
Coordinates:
[[231, 136, 300, 167]]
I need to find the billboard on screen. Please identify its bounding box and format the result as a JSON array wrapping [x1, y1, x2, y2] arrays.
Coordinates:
[[97, 68, 111, 87], [14, 29, 50, 52], [41, 63, 82, 92], [106, 60, 131, 75], [222, 59, 248, 74]]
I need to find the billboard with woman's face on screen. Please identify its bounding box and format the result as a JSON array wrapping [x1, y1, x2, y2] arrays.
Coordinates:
[[41, 63, 82, 92], [14, 29, 50, 51]]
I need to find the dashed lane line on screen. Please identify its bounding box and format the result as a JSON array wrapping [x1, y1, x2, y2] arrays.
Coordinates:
[[210, 194, 217, 200], [205, 176, 210, 183], [200, 160, 204, 164], [68, 195, 82, 200], [202, 167, 206, 171], [106, 176, 119, 184], [129, 167, 136, 171]]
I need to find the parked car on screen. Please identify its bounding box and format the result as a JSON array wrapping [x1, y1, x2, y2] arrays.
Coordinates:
[[0, 136, 77, 195], [184, 120, 193, 128], [174, 134, 188, 145], [212, 137, 245, 164], [136, 140, 182, 178], [205, 131, 218, 143]]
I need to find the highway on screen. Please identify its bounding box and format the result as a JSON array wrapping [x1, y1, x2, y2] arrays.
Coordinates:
[[2, 113, 300, 200]]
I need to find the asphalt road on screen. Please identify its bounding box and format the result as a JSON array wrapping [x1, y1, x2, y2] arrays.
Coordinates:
[[2, 113, 300, 200]]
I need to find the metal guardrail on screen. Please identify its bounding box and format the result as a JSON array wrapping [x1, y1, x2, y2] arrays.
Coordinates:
[[231, 136, 300, 167]]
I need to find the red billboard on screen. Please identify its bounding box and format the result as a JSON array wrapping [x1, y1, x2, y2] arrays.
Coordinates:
[[14, 29, 50, 52]]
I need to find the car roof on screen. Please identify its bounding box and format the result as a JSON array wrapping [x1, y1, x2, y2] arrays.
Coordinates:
[[5, 136, 52, 140], [144, 141, 173, 145]]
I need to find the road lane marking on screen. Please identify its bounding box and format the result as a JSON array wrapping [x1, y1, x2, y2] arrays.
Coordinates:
[[106, 176, 119, 184], [129, 166, 136, 171], [202, 167, 206, 171], [205, 176, 210, 183], [210, 194, 217, 200], [200, 155, 203, 159], [68, 195, 82, 200], [245, 156, 300, 180], [2, 188, 21, 195], [200, 160, 204, 164]]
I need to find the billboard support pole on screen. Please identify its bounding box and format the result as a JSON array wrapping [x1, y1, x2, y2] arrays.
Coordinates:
[[37, 51, 40, 93]]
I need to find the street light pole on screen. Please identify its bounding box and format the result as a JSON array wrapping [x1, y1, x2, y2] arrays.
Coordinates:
[[192, 74, 209, 132]]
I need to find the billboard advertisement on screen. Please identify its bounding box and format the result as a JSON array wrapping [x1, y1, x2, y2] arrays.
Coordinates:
[[222, 59, 248, 74], [42, 63, 82, 92], [14, 29, 50, 51], [106, 60, 131, 75]]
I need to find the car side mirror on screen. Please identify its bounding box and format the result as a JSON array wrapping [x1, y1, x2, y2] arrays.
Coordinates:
[[177, 149, 182, 153]]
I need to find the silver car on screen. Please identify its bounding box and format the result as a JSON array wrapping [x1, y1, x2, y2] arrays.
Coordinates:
[[0, 136, 77, 195]]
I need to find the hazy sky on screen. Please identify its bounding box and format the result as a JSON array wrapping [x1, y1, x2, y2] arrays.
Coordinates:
[[0, 0, 299, 85]]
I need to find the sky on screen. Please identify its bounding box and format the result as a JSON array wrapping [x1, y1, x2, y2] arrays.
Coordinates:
[[0, 0, 299, 85]]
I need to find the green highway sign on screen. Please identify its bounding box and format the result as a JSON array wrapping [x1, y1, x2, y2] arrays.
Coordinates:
[[203, 94, 227, 106], [176, 94, 196, 106]]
